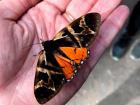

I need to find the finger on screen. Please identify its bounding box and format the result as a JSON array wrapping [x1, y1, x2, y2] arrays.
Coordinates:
[[89, 5, 129, 66], [0, 0, 41, 20], [45, 0, 71, 12], [63, 0, 97, 20], [55, 15, 69, 33], [89, 0, 121, 21], [56, 0, 119, 37], [55, 0, 97, 32]]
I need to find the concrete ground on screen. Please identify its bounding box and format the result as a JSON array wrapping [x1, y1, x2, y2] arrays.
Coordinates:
[[67, 0, 140, 105]]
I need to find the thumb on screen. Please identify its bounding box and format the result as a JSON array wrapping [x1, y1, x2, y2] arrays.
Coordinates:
[[0, 0, 41, 20]]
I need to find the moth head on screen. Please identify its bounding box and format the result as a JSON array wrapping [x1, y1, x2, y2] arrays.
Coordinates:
[[41, 40, 55, 51]]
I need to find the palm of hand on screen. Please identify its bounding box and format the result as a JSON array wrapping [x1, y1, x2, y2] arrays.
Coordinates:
[[0, 0, 129, 105]]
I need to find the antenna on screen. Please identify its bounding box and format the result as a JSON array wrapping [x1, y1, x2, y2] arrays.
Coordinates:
[[22, 25, 48, 49], [40, 26, 44, 42], [23, 27, 44, 49], [22, 42, 42, 49]]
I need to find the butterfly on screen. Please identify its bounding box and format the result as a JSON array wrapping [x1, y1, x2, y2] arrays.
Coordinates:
[[34, 13, 101, 104]]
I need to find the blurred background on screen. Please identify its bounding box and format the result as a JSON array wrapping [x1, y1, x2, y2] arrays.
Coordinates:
[[67, 0, 140, 105]]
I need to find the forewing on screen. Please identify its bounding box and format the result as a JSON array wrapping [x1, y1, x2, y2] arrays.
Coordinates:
[[50, 13, 100, 80], [34, 51, 65, 104], [54, 13, 101, 47]]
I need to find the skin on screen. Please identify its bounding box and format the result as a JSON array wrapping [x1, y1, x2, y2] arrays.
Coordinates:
[[0, 0, 129, 105]]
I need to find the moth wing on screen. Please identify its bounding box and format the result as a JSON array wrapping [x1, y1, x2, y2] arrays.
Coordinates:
[[54, 13, 101, 47], [54, 53, 77, 80], [59, 47, 89, 64], [34, 13, 101, 104], [49, 13, 100, 81], [54, 46, 89, 81], [34, 51, 65, 104]]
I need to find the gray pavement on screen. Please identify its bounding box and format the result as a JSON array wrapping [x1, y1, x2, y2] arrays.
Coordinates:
[[67, 0, 140, 105]]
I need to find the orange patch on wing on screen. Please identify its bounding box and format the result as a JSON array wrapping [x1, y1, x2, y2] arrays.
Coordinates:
[[54, 54, 75, 80], [60, 47, 88, 64]]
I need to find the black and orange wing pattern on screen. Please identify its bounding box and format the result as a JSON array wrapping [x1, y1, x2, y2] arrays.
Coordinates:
[[34, 13, 101, 104]]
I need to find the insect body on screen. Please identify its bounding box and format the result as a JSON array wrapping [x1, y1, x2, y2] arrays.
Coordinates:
[[34, 13, 101, 104]]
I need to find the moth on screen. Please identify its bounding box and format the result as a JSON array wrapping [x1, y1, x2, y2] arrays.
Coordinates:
[[34, 13, 101, 104]]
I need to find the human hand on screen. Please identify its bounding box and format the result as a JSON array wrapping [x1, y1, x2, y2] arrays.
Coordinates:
[[0, 0, 129, 105]]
